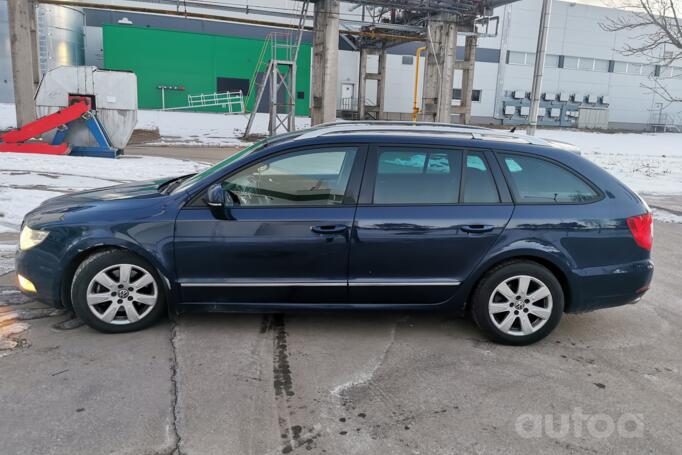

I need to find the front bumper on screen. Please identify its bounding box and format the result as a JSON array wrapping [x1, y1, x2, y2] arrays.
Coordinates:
[[15, 247, 63, 308], [568, 259, 654, 313]]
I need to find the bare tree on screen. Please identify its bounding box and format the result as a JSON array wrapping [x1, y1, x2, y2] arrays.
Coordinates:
[[601, 0, 682, 102]]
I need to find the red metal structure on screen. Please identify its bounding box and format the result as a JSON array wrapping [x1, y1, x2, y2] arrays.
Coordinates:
[[0, 101, 90, 155]]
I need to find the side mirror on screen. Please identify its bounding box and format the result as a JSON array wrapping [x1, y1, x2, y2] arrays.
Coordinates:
[[205, 184, 225, 207]]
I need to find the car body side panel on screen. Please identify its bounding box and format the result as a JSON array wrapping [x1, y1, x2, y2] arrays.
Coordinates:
[[15, 134, 653, 317], [16, 194, 181, 308], [349, 205, 514, 304], [452, 200, 653, 314], [174, 206, 355, 304]]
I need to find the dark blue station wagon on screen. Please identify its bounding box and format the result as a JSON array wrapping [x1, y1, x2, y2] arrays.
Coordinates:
[[16, 123, 654, 345]]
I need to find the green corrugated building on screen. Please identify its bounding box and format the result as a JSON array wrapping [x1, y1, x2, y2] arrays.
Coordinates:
[[102, 24, 311, 115]]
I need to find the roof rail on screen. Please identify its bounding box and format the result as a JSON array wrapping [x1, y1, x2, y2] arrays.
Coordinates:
[[286, 121, 581, 152]]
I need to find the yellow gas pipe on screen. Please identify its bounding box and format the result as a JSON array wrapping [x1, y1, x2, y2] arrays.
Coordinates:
[[412, 46, 427, 123]]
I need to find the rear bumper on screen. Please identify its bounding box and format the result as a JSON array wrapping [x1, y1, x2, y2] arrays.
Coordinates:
[[567, 259, 653, 313]]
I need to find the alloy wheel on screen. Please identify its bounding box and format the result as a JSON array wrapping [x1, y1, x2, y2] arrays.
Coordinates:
[[488, 274, 553, 336], [86, 263, 158, 325]]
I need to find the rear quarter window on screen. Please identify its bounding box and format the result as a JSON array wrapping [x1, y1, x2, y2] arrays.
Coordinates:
[[500, 153, 600, 204]]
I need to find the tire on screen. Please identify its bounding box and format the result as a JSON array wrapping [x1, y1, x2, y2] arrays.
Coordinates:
[[71, 250, 166, 333], [471, 261, 564, 345]]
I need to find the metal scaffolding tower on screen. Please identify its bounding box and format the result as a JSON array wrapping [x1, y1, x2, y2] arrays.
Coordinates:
[[244, 0, 310, 137]]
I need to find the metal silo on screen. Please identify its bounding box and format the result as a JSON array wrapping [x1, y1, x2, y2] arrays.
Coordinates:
[[0, 0, 85, 104]]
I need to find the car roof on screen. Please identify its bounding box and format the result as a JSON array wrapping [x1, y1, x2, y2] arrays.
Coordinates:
[[265, 121, 581, 154]]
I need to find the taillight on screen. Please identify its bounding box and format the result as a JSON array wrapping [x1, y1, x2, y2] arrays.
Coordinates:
[[626, 212, 653, 251]]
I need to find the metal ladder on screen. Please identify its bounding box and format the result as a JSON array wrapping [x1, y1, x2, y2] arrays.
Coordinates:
[[244, 0, 310, 137]]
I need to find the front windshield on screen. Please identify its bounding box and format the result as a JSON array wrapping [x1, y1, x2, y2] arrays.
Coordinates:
[[172, 139, 268, 194]]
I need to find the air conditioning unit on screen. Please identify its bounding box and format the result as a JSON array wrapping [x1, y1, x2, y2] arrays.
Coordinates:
[[543, 93, 556, 101], [587, 94, 598, 103], [513, 90, 526, 99], [504, 105, 517, 115], [520, 106, 530, 116], [573, 94, 584, 103], [550, 108, 561, 118], [601, 96, 610, 105], [559, 92, 570, 102]]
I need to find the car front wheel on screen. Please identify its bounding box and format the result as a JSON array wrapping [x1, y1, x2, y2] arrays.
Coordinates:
[[471, 261, 564, 345], [71, 250, 166, 333]]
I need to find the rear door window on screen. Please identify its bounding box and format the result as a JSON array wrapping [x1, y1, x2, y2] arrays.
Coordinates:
[[462, 152, 500, 203], [500, 153, 599, 203], [373, 147, 462, 204]]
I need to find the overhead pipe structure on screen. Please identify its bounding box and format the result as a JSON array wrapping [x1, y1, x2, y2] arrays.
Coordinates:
[[10, 0, 525, 130]]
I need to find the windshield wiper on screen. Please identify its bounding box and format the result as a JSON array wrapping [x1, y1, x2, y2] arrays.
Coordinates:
[[159, 174, 194, 194]]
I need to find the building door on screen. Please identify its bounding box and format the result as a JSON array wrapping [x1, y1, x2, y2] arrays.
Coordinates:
[[217, 77, 249, 95], [341, 83, 354, 110]]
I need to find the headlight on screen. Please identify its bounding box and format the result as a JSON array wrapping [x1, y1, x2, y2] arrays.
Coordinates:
[[19, 226, 49, 251]]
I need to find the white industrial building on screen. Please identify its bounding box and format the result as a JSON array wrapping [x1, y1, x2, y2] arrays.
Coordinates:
[[337, 0, 682, 130], [2, 0, 681, 131]]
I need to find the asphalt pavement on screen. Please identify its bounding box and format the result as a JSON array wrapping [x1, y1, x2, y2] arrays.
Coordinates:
[[0, 151, 680, 454]]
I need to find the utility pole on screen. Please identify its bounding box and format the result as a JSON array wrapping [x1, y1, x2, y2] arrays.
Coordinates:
[[8, 0, 38, 127], [310, 0, 339, 125], [527, 0, 552, 135]]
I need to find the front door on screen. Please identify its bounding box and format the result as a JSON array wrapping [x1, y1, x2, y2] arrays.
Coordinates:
[[175, 145, 364, 304], [349, 145, 514, 304]]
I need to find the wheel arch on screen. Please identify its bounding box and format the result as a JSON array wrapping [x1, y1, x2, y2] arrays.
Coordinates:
[[463, 251, 576, 313], [58, 240, 175, 311]]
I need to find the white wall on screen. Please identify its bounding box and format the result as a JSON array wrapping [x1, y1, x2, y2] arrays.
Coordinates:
[[335, 0, 682, 127], [491, 0, 682, 125]]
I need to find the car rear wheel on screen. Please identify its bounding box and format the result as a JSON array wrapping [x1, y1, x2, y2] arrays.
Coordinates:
[[471, 261, 564, 345], [71, 250, 166, 333]]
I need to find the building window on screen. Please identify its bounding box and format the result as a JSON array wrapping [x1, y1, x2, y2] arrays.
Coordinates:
[[297, 91, 305, 100], [594, 59, 610, 72], [563, 56, 579, 70], [627, 63, 643, 75], [613, 61, 627, 73], [544, 55, 560, 68], [612, 61, 657, 76], [402, 56, 414, 65], [452, 89, 482, 102], [578, 57, 595, 71], [642, 65, 656, 76], [508, 51, 535, 65]]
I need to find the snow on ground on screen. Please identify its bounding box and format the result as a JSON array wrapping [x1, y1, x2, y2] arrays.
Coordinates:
[[136, 110, 311, 146], [0, 153, 209, 231], [532, 130, 682, 196], [0, 244, 15, 276], [651, 208, 682, 224], [1, 103, 310, 146], [0, 104, 16, 131]]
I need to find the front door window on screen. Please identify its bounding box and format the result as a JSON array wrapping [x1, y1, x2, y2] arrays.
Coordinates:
[[222, 147, 358, 206]]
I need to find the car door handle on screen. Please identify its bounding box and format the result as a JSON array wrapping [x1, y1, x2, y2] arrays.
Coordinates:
[[461, 224, 495, 234], [311, 224, 347, 234]]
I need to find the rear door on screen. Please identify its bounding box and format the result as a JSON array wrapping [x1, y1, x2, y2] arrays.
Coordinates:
[[348, 144, 514, 304]]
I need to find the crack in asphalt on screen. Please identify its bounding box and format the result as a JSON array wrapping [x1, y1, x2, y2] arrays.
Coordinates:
[[169, 319, 183, 455]]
